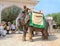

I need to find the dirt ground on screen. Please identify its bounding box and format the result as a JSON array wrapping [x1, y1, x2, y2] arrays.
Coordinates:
[[0, 30, 60, 46]]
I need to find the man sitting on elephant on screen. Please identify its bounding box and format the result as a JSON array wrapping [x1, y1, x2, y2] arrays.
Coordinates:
[[18, 6, 49, 42]]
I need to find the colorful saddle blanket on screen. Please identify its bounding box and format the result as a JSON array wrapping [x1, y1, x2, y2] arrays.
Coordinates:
[[29, 12, 46, 28]]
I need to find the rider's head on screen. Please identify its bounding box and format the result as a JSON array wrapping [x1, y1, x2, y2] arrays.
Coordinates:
[[24, 5, 27, 9]]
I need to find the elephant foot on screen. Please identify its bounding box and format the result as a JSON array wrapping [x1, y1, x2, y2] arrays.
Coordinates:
[[29, 39, 33, 42], [22, 38, 26, 41], [45, 37, 48, 40], [22, 39, 26, 41], [32, 34, 34, 37], [42, 36, 45, 40], [22, 37, 26, 41], [42, 36, 48, 40]]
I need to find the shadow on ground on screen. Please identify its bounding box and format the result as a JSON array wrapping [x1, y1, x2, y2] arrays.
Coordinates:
[[0, 34, 13, 40], [33, 35, 58, 42]]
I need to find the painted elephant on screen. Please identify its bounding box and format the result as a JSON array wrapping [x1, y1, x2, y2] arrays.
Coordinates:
[[18, 10, 49, 41]]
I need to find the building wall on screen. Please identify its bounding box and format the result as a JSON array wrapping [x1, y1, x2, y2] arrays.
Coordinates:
[[0, 1, 37, 23]]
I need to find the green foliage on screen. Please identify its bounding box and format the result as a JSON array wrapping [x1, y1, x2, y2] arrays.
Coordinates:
[[46, 12, 60, 25], [46, 14, 51, 17], [1, 6, 22, 22], [13, 20, 16, 25]]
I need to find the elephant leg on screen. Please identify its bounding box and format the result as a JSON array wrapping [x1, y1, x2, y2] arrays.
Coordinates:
[[22, 30, 27, 41], [28, 27, 33, 42], [45, 26, 49, 36], [42, 29, 48, 40], [41, 30, 45, 40], [45, 28, 49, 39], [22, 26, 27, 41], [32, 31, 34, 37]]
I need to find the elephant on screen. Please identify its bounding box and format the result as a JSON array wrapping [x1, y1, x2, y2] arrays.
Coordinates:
[[18, 11, 49, 42]]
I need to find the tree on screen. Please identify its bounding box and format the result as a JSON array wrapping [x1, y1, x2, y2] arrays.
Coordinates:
[[1, 6, 22, 22], [46, 12, 60, 26]]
